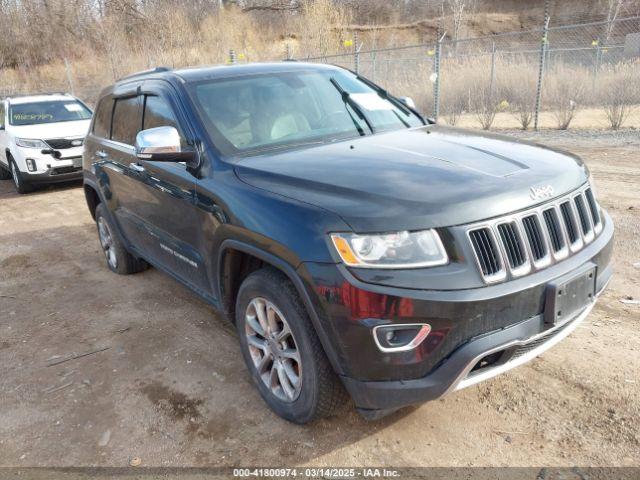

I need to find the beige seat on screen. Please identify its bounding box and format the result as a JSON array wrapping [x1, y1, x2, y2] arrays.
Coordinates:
[[270, 113, 311, 140]]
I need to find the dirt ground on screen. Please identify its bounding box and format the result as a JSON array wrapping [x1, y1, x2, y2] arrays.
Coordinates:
[[0, 130, 639, 469]]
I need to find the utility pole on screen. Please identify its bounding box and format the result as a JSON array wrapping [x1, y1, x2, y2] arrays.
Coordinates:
[[354, 31, 360, 73], [533, 0, 550, 131]]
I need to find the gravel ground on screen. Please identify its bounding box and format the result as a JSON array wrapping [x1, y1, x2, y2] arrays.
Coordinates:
[[0, 130, 639, 469]]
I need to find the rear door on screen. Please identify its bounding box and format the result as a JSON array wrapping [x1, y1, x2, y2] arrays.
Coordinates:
[[95, 92, 155, 255], [86, 86, 166, 267]]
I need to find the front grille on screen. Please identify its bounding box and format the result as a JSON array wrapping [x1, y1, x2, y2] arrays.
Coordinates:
[[45, 138, 83, 150], [574, 194, 592, 235], [543, 208, 565, 252], [468, 228, 503, 278], [496, 222, 526, 269], [522, 214, 548, 261], [52, 166, 81, 175], [585, 188, 601, 227], [467, 184, 601, 283], [560, 201, 579, 244]]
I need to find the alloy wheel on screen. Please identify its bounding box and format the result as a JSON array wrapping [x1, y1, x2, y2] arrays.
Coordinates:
[[10, 162, 20, 190], [97, 216, 117, 269], [244, 297, 302, 402]]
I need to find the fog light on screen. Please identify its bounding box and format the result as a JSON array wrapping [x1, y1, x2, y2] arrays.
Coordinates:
[[373, 323, 431, 353], [26, 158, 37, 172]]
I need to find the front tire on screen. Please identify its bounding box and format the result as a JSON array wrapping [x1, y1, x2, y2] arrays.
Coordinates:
[[9, 156, 33, 194], [95, 203, 148, 275], [236, 268, 348, 423]]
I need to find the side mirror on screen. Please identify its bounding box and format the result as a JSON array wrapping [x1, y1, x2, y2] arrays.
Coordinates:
[[135, 126, 196, 163], [399, 96, 417, 110]]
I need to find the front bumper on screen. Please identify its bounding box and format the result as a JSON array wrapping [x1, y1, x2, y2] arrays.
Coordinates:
[[342, 269, 610, 419], [12, 145, 83, 184], [298, 211, 614, 417], [24, 165, 83, 184]]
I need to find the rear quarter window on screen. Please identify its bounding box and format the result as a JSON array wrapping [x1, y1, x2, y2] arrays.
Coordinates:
[[92, 98, 113, 138], [111, 97, 141, 146]]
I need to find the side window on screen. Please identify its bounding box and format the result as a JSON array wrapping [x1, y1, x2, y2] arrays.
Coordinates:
[[92, 98, 113, 138], [111, 96, 141, 146], [143, 95, 179, 131]]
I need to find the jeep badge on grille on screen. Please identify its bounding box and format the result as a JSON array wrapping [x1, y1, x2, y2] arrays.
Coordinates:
[[530, 184, 554, 200]]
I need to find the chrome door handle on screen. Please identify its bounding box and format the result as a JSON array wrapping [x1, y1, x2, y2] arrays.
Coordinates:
[[129, 162, 145, 173], [96, 150, 108, 159]]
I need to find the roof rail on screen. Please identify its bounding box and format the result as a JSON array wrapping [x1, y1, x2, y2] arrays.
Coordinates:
[[5, 92, 71, 99], [117, 66, 172, 82]]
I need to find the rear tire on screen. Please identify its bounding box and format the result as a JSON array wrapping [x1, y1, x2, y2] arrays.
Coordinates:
[[235, 267, 348, 423], [95, 203, 148, 275], [9, 156, 33, 194]]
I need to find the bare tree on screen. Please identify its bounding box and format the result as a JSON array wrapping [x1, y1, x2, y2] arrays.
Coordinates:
[[602, 0, 627, 44], [445, 0, 476, 48]]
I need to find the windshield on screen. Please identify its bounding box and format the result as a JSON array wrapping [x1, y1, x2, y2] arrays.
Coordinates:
[[9, 100, 92, 126], [188, 69, 423, 156]]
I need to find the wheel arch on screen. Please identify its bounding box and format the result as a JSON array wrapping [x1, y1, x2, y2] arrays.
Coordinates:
[[217, 239, 345, 376], [82, 178, 129, 251], [83, 182, 101, 220]]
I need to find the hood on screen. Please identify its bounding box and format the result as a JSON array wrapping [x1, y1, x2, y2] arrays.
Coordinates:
[[234, 125, 589, 232], [10, 119, 91, 140]]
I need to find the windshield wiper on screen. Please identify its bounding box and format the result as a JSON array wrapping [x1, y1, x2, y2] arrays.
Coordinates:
[[245, 139, 327, 155], [329, 77, 374, 134], [356, 74, 427, 125]]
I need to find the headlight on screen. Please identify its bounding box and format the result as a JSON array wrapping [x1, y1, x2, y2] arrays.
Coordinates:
[[16, 138, 48, 149], [330, 229, 448, 268]]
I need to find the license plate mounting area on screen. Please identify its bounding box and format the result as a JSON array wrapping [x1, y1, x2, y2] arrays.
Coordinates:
[[544, 263, 596, 326]]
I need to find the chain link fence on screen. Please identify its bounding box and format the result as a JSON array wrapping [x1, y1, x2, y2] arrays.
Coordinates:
[[296, 15, 640, 130], [1, 7, 638, 131]]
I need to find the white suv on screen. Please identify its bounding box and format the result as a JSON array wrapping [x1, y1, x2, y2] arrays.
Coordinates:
[[0, 93, 92, 193]]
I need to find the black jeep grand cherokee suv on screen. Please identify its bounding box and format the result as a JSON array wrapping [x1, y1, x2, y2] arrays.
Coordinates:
[[83, 62, 613, 423]]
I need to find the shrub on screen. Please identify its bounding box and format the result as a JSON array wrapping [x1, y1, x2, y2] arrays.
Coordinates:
[[596, 62, 639, 130], [545, 66, 586, 130], [500, 58, 538, 130]]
